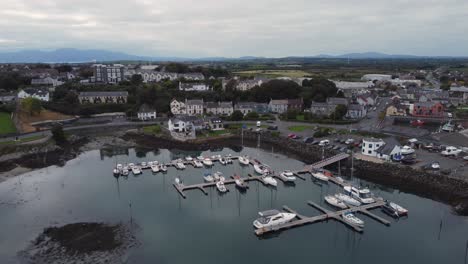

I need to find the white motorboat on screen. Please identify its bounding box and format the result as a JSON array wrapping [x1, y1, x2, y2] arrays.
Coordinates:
[[344, 186, 375, 204], [132, 166, 142, 175], [324, 195, 348, 209], [159, 164, 168, 172], [203, 158, 213, 167], [442, 122, 455, 132], [311, 170, 329, 181], [382, 201, 409, 217], [225, 156, 233, 164], [203, 172, 214, 182], [213, 171, 225, 182], [197, 156, 204, 161], [216, 181, 228, 193], [253, 210, 296, 229], [141, 162, 148, 169], [342, 212, 364, 227], [401, 145, 415, 155], [233, 175, 248, 190], [254, 164, 270, 174], [262, 175, 277, 187], [193, 160, 203, 168], [113, 168, 120, 176], [335, 193, 361, 207], [176, 160, 186, 170], [211, 154, 222, 160], [116, 164, 123, 170], [219, 157, 227, 165], [464, 156, 468, 161], [279, 170, 296, 182], [121, 169, 129, 176], [151, 164, 160, 173], [238, 156, 250, 166], [185, 156, 193, 161], [128, 163, 135, 169], [175, 177, 183, 187], [336, 176, 345, 183], [152, 160, 159, 165], [148, 161, 154, 167]]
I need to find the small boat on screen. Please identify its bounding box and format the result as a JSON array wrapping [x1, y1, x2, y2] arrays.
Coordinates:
[[342, 212, 364, 227], [141, 162, 148, 169], [324, 195, 348, 209], [159, 164, 168, 172], [113, 168, 120, 176], [176, 160, 186, 170], [262, 175, 277, 187], [344, 186, 375, 204], [238, 156, 250, 166], [185, 156, 193, 161], [152, 160, 159, 165], [335, 193, 361, 207], [335, 176, 345, 183], [225, 156, 233, 164], [128, 163, 135, 169], [219, 157, 227, 165], [442, 122, 455, 132], [193, 160, 203, 168], [254, 164, 270, 174], [203, 172, 214, 182], [382, 201, 408, 217], [197, 156, 204, 160], [175, 177, 183, 187], [151, 164, 160, 173], [211, 154, 222, 160], [431, 161, 440, 170], [279, 170, 296, 182], [216, 181, 228, 193], [203, 158, 213, 167], [213, 171, 225, 182], [233, 175, 248, 190], [132, 166, 142, 175], [121, 169, 129, 176], [116, 164, 123, 170], [311, 170, 329, 181], [401, 145, 415, 155], [253, 210, 296, 229]]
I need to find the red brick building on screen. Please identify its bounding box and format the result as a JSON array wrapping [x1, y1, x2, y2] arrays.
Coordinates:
[[412, 102, 444, 117]]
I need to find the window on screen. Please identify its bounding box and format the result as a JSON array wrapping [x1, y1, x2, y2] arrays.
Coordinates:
[[368, 150, 372, 154], [369, 144, 373, 148]]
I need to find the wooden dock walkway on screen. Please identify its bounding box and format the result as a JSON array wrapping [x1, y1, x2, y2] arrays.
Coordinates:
[[254, 200, 389, 236], [305, 153, 350, 171]]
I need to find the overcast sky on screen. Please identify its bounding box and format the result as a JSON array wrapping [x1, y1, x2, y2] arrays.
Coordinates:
[[1, 0, 467, 57]]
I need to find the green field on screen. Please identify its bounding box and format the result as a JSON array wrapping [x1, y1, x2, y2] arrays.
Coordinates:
[[0, 112, 16, 135], [233, 70, 311, 78], [142, 125, 162, 135], [288, 125, 315, 132], [0, 135, 46, 145]]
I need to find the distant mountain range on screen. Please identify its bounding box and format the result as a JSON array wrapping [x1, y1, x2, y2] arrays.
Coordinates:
[[0, 48, 464, 63]]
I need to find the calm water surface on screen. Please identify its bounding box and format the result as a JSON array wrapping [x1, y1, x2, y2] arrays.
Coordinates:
[[0, 147, 467, 264]]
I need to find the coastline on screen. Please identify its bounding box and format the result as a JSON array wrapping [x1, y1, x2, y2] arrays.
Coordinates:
[[1, 130, 468, 215]]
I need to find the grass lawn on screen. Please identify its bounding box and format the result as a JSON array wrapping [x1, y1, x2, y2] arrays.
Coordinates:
[[0, 112, 16, 135], [208, 130, 230, 136], [0, 135, 46, 145], [288, 125, 315, 132], [142, 125, 162, 135]]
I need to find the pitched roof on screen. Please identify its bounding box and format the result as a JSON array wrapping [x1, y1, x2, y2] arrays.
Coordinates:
[[269, 99, 288, 105], [79, 91, 128, 97], [185, 99, 204, 105], [138, 104, 156, 113], [22, 87, 49, 96], [377, 137, 401, 155], [287, 98, 303, 105]]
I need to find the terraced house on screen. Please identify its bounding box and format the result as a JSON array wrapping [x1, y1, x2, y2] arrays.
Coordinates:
[[78, 91, 128, 104], [204, 101, 234, 116]]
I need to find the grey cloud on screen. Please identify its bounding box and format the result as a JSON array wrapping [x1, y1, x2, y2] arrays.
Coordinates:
[[0, 0, 467, 56]]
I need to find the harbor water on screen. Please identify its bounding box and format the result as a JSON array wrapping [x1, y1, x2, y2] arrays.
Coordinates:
[[0, 147, 467, 263]]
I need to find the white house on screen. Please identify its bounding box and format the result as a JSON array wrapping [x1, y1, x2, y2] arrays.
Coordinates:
[[185, 99, 204, 115], [205, 101, 233, 116], [361, 138, 385, 157], [170, 99, 186, 115], [236, 79, 263, 91], [168, 116, 193, 133], [346, 104, 367, 119], [268, 99, 289, 113], [17, 88, 50, 102], [31, 77, 64, 87], [179, 82, 210, 92], [137, 104, 157, 120], [375, 137, 402, 161]]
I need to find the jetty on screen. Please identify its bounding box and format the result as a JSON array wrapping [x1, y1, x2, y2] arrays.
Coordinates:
[[255, 200, 390, 236]]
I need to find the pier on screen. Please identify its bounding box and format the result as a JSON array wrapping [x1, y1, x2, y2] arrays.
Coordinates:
[[255, 200, 389, 236]]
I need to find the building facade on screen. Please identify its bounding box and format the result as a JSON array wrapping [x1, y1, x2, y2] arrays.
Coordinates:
[[185, 99, 204, 115], [361, 138, 386, 157], [91, 64, 125, 84], [137, 104, 157, 120], [268, 99, 289, 113], [17, 88, 49, 101], [170, 99, 187, 115], [78, 91, 128, 104]]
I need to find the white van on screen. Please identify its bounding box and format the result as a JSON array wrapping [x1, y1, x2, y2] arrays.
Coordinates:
[[256, 121, 261, 127]]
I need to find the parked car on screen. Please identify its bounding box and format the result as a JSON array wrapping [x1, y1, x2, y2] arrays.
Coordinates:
[[266, 120, 275, 123], [319, 139, 330, 146], [294, 135, 302, 140], [333, 145, 340, 150], [267, 125, 278, 130], [288, 133, 297, 139], [334, 138, 341, 143], [339, 147, 347, 152], [345, 138, 355, 145], [311, 140, 320, 145], [441, 146, 462, 157], [303, 137, 314, 143]]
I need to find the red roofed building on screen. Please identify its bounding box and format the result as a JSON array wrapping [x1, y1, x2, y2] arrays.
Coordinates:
[[411, 102, 444, 117]]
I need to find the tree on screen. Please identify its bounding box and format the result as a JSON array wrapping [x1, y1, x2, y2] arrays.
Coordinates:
[[330, 104, 348, 120], [55, 65, 72, 73], [51, 125, 67, 144], [21, 97, 42, 115], [230, 110, 244, 121], [131, 74, 144, 85], [64, 91, 79, 105], [286, 109, 299, 120], [245, 111, 259, 120]]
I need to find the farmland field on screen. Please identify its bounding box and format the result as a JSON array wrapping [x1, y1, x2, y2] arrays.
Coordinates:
[[0, 112, 16, 134]]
